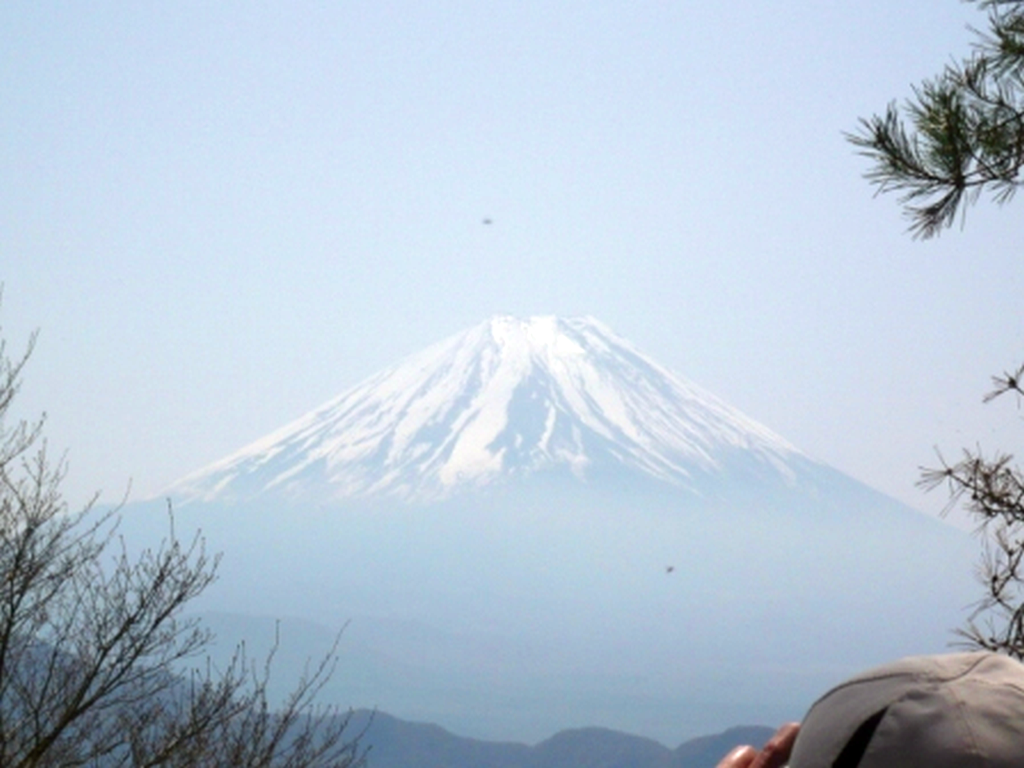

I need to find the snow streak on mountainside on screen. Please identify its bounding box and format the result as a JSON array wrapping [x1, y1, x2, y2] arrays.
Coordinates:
[[167, 316, 808, 504]]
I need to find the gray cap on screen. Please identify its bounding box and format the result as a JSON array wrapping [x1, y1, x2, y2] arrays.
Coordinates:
[[789, 652, 1024, 768]]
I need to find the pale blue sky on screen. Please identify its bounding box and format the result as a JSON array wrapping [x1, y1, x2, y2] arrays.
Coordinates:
[[3, 1, 1021, 518]]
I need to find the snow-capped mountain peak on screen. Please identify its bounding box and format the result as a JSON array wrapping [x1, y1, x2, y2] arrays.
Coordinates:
[[166, 315, 805, 504]]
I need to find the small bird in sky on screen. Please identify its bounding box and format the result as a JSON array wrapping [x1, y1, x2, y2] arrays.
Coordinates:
[[482, 218, 492, 225], [665, 566, 675, 574]]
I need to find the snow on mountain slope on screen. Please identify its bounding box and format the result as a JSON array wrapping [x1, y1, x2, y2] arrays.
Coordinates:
[[166, 315, 809, 504]]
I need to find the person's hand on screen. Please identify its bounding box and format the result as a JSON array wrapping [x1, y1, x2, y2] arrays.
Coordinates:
[[716, 723, 800, 768]]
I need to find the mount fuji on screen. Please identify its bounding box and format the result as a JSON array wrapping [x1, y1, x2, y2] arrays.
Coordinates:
[[168, 315, 827, 505], [131, 315, 978, 745]]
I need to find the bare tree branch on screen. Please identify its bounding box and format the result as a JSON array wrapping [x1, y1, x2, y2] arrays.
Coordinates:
[[0, 309, 365, 766]]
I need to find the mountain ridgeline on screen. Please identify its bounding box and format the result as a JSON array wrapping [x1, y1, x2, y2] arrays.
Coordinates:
[[166, 316, 816, 505], [124, 315, 978, 745], [347, 710, 774, 768]]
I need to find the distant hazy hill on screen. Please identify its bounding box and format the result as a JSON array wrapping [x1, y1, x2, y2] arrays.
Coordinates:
[[122, 315, 979, 743], [348, 709, 774, 768]]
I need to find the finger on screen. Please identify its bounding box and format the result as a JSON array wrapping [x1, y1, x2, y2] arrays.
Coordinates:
[[750, 722, 801, 768], [716, 744, 758, 768]]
